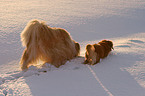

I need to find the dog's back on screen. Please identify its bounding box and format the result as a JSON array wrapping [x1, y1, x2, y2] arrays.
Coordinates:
[[93, 44, 105, 58], [98, 40, 113, 57]]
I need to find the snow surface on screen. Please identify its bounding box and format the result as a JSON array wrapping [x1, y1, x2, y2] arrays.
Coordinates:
[[0, 0, 145, 96]]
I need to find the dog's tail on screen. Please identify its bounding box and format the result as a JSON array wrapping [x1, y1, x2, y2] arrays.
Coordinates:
[[20, 19, 54, 64], [21, 19, 45, 47], [86, 44, 92, 51], [86, 44, 95, 53]]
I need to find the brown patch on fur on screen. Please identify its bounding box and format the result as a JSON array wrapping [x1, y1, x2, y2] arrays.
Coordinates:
[[84, 40, 113, 65], [20, 19, 80, 71]]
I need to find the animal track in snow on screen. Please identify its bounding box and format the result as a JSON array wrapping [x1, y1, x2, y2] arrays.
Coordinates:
[[115, 39, 144, 48], [129, 40, 144, 44]]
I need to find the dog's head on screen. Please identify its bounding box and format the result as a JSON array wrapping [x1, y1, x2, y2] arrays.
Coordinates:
[[101, 40, 114, 50], [84, 44, 98, 65]]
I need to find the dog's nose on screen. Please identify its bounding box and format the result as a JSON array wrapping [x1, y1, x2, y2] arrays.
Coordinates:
[[112, 47, 114, 50]]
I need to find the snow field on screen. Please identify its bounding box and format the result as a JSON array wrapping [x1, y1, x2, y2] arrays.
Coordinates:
[[1, 0, 145, 95], [0, 33, 145, 96]]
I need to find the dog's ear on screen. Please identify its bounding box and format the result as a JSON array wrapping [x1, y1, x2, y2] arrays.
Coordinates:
[[75, 42, 80, 55]]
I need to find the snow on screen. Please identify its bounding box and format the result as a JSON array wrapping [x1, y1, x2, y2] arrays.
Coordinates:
[[0, 0, 145, 96]]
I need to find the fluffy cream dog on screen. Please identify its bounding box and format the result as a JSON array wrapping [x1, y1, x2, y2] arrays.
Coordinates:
[[20, 19, 80, 71]]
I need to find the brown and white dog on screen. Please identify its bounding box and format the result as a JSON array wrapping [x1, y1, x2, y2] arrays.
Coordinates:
[[84, 40, 114, 65], [20, 19, 80, 71]]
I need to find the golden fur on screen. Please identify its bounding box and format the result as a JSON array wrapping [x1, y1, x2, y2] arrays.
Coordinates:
[[84, 40, 113, 65], [20, 19, 80, 71]]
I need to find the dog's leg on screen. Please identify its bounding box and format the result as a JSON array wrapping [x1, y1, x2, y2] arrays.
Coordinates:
[[55, 58, 67, 68], [53, 62, 61, 68], [90, 54, 97, 65], [84, 52, 89, 64], [95, 56, 100, 64], [51, 57, 63, 68], [20, 49, 31, 71]]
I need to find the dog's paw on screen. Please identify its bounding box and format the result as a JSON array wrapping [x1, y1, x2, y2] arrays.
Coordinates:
[[83, 60, 88, 64], [28, 65, 38, 70]]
